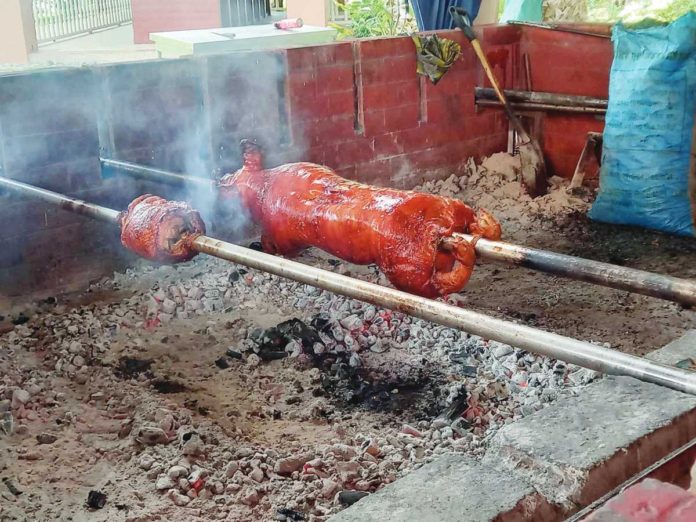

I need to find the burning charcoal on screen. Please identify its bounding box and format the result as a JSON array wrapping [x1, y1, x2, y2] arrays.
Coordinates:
[[338, 490, 369, 506], [277, 319, 323, 348], [256, 327, 287, 351], [450, 417, 471, 436], [86, 490, 107, 509], [438, 386, 468, 421], [276, 508, 306, 521], [215, 357, 230, 369]]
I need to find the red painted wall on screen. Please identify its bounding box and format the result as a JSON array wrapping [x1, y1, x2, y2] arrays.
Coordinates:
[[131, 0, 221, 44], [519, 26, 613, 179]]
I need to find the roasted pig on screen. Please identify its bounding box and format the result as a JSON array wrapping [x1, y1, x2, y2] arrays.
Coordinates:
[[119, 195, 206, 263], [218, 141, 501, 297]]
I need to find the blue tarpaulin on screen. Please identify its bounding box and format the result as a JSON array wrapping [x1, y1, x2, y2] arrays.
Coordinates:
[[410, 0, 482, 30], [589, 12, 696, 236]]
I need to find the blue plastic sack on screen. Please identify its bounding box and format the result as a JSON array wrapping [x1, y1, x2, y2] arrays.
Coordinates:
[[589, 12, 696, 236]]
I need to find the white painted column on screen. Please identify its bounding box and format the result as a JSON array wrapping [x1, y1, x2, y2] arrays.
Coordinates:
[[286, 0, 330, 26], [0, 0, 38, 63]]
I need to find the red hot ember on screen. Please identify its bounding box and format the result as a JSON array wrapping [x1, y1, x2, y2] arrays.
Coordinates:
[[119, 195, 206, 263], [218, 140, 502, 298]]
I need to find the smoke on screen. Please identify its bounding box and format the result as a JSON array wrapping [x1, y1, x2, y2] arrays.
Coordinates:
[[0, 67, 118, 297], [101, 51, 296, 243], [0, 49, 310, 296]]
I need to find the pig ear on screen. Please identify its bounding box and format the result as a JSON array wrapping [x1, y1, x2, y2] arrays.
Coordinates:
[[240, 139, 263, 170]]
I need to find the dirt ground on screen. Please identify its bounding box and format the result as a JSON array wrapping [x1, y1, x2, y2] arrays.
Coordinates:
[[464, 219, 696, 356]]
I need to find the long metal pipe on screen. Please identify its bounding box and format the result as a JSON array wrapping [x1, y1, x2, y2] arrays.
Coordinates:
[[475, 87, 608, 109], [100, 157, 696, 307], [3, 175, 696, 395], [0, 177, 121, 223], [454, 234, 696, 307], [476, 99, 607, 115], [101, 158, 212, 187]]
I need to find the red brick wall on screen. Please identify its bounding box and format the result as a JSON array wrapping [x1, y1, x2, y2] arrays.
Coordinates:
[[519, 26, 613, 179], [131, 0, 221, 44], [285, 25, 518, 188]]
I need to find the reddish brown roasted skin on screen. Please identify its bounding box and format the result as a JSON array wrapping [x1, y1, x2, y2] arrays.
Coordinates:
[[218, 142, 502, 298], [119, 195, 206, 263]]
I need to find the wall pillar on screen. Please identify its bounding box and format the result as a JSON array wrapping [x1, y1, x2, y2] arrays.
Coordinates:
[[0, 0, 38, 64], [286, 0, 329, 26]]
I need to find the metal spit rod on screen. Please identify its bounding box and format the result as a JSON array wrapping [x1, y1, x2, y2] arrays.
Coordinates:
[[100, 157, 696, 308], [454, 233, 696, 307], [3, 175, 696, 395]]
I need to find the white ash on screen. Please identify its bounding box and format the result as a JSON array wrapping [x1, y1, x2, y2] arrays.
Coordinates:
[[414, 153, 591, 238], [0, 153, 600, 521]]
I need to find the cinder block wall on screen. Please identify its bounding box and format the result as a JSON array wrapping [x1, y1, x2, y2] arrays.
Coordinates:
[[0, 68, 135, 296]]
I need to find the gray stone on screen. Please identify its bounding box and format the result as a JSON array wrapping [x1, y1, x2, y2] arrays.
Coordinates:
[[483, 376, 696, 508], [11, 389, 30, 408], [646, 330, 696, 365], [330, 454, 554, 522]]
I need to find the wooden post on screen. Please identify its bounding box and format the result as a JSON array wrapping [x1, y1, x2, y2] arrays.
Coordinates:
[[0, 0, 38, 64]]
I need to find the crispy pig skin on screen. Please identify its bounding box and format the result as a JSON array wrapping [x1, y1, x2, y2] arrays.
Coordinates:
[[218, 141, 501, 298], [119, 195, 206, 263]]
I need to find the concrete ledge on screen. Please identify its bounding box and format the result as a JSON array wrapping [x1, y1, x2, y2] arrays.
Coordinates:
[[483, 376, 696, 511], [483, 331, 696, 513], [646, 330, 696, 366], [329, 454, 560, 522]]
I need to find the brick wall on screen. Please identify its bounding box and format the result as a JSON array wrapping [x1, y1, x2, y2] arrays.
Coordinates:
[[131, 0, 221, 44], [519, 26, 613, 179], [284, 26, 517, 188]]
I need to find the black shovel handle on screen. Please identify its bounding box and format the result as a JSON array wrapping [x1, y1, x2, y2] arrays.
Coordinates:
[[449, 6, 476, 42]]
